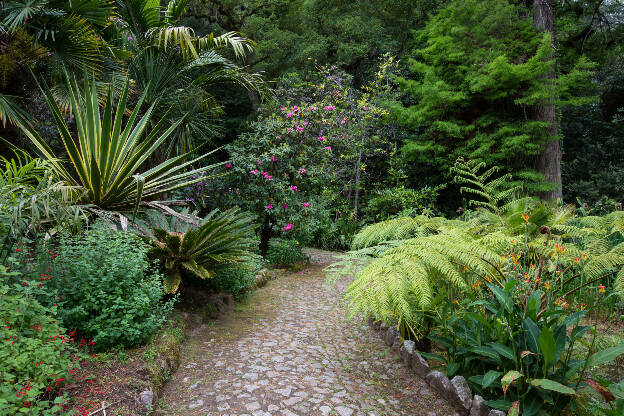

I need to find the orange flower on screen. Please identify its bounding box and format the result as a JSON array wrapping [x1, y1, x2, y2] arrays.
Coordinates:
[[521, 213, 530, 222], [598, 285, 606, 294], [574, 257, 580, 264], [544, 283, 551, 291], [453, 298, 460, 305], [581, 253, 588, 261]]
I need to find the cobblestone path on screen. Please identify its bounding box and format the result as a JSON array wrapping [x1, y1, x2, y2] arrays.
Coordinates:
[[156, 250, 455, 416]]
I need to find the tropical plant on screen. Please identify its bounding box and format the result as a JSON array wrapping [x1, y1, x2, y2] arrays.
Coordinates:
[[0, 0, 114, 73], [113, 0, 265, 157], [427, 280, 624, 415], [17, 74, 221, 215], [148, 207, 258, 294], [336, 159, 624, 341]]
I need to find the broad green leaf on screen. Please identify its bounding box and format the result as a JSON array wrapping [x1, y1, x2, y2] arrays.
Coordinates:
[[588, 344, 624, 368], [490, 342, 515, 361], [501, 370, 523, 396], [482, 370, 502, 388], [523, 318, 541, 353], [471, 346, 502, 363], [538, 327, 556, 371], [489, 284, 513, 313], [529, 379, 576, 395]]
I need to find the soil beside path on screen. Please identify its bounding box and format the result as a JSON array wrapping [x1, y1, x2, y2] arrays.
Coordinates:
[[156, 249, 456, 416]]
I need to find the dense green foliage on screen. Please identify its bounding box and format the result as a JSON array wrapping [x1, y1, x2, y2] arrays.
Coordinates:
[[207, 263, 258, 299], [430, 283, 624, 415], [50, 227, 174, 350], [265, 239, 307, 267], [1, 0, 624, 411], [333, 160, 624, 414]]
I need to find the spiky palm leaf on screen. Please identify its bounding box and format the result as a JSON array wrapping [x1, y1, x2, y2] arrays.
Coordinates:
[[0, 93, 32, 127], [16, 74, 221, 213]]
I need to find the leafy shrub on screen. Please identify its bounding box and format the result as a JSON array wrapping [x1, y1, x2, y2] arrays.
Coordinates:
[[0, 258, 83, 413], [50, 226, 174, 350], [365, 185, 440, 221], [265, 239, 307, 266], [207, 265, 257, 299]]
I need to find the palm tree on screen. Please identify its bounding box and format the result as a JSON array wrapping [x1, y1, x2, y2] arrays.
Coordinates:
[[112, 0, 266, 158], [0, 0, 115, 73]]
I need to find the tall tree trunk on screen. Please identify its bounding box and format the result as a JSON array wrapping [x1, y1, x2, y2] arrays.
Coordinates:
[[532, 0, 563, 201]]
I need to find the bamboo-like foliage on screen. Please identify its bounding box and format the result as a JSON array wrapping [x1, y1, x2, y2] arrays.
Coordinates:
[[148, 207, 258, 293], [17, 75, 222, 213]]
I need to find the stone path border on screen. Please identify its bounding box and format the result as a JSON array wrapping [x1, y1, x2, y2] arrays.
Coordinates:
[[368, 321, 507, 416]]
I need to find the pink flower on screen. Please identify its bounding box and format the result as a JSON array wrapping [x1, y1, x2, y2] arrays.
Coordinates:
[[283, 223, 293, 231], [302, 121, 308, 126], [324, 105, 335, 111], [299, 168, 306, 174], [261, 171, 267, 177], [258, 160, 262, 165], [270, 155, 277, 162], [341, 117, 347, 124], [290, 185, 298, 191], [287, 112, 294, 118], [310, 106, 317, 111], [302, 202, 310, 207], [325, 146, 332, 151], [296, 125, 304, 132], [280, 107, 286, 111], [282, 203, 288, 209], [268, 175, 273, 181], [286, 128, 294, 133], [293, 106, 299, 112], [317, 136, 325, 142], [266, 204, 273, 210], [251, 169, 258, 175], [225, 163, 232, 168]]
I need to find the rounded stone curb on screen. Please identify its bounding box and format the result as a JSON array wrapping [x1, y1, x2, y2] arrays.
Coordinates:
[[367, 319, 507, 416]]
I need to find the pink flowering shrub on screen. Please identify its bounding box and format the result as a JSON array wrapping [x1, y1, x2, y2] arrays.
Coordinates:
[[186, 62, 401, 251]]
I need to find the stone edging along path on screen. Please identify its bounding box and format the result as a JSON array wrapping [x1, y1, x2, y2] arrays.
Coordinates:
[[368, 322, 507, 416], [155, 249, 459, 415]]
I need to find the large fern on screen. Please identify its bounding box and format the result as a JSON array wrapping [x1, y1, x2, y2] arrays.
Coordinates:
[[338, 158, 624, 339]]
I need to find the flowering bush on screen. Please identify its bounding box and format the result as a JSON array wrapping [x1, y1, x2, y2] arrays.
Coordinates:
[[48, 226, 175, 350], [0, 257, 95, 415], [428, 280, 624, 416], [185, 62, 403, 251]]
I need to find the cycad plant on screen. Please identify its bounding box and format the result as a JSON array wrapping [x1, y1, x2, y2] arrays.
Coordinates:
[[147, 207, 258, 294], [18, 75, 221, 215]]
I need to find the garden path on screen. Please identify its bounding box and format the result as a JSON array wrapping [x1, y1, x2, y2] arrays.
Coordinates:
[[156, 249, 456, 416]]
